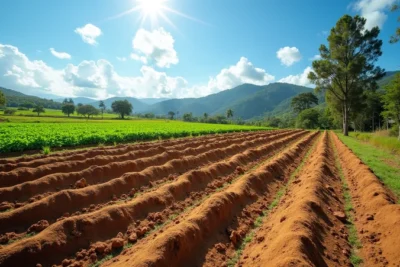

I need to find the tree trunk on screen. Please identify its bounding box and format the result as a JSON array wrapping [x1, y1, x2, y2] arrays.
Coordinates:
[[343, 103, 349, 136]]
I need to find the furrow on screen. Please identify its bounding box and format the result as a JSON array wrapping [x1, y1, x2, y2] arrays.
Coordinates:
[[0, 131, 306, 266], [0, 131, 275, 172], [97, 132, 319, 267], [0, 131, 283, 204], [0, 131, 298, 234], [0, 131, 270, 187], [238, 132, 351, 267], [332, 132, 400, 266]]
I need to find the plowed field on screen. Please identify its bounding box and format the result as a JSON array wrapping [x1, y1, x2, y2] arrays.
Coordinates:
[[0, 130, 399, 267]]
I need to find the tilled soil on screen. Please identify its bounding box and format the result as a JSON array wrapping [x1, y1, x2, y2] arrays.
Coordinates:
[[0, 130, 399, 267]]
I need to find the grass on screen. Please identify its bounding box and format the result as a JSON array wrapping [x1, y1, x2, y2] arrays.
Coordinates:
[[42, 146, 51, 155], [7, 232, 36, 245], [350, 131, 400, 155], [337, 133, 400, 200], [227, 132, 320, 267], [330, 133, 363, 266]]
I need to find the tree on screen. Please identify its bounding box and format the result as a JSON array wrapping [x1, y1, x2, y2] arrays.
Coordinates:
[[76, 104, 99, 119], [308, 15, 384, 136], [296, 109, 320, 129], [183, 112, 196, 122], [0, 91, 5, 107], [32, 105, 45, 116], [291, 92, 319, 113], [204, 113, 209, 120], [382, 73, 400, 139], [390, 3, 400, 43], [99, 100, 106, 119], [226, 109, 233, 119], [62, 104, 75, 117], [111, 100, 133, 119], [63, 98, 74, 105], [167, 111, 175, 120]]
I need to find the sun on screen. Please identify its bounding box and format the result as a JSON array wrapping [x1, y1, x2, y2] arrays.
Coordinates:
[[137, 0, 166, 17]]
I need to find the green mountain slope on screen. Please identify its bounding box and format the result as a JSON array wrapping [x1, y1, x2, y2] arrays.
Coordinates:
[[147, 83, 269, 117], [213, 83, 312, 119], [0, 87, 62, 109]]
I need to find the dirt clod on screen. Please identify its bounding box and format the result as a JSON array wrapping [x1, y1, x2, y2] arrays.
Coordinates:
[[333, 211, 347, 222], [28, 220, 49, 233], [74, 178, 87, 188]]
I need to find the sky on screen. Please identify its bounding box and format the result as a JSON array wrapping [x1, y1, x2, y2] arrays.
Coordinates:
[[0, 0, 399, 99]]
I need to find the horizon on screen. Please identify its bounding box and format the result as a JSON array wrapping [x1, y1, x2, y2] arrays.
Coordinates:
[[0, 0, 399, 100]]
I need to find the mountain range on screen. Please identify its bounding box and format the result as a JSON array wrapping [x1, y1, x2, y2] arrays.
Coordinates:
[[1, 70, 398, 120]]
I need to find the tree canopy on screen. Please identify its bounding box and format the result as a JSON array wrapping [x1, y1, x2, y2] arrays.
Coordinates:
[[382, 73, 400, 139], [62, 104, 75, 117], [290, 92, 319, 113], [168, 111, 175, 120], [76, 105, 99, 118], [111, 100, 132, 119], [390, 3, 400, 43], [308, 15, 384, 136], [99, 100, 106, 119], [226, 109, 233, 119], [32, 105, 45, 116], [296, 108, 320, 129], [0, 91, 6, 107]]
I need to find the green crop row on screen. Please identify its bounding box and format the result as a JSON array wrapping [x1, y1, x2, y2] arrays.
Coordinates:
[[0, 120, 269, 153]]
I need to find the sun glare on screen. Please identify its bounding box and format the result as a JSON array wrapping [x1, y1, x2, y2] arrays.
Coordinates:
[[137, 0, 166, 17]]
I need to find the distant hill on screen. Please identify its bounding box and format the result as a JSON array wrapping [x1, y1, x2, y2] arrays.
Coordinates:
[[378, 70, 400, 88], [147, 83, 265, 117], [54, 97, 96, 105], [139, 98, 170, 105], [0, 87, 62, 109], [88, 97, 149, 113]]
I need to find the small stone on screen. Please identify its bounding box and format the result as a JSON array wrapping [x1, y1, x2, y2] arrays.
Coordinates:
[[333, 211, 347, 222], [74, 178, 87, 189], [280, 216, 286, 223]]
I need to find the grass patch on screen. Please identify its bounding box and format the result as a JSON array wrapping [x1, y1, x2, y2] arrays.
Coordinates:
[[330, 133, 363, 266], [227, 132, 321, 267], [7, 232, 36, 245], [337, 133, 400, 201], [41, 146, 51, 155], [350, 132, 400, 155]]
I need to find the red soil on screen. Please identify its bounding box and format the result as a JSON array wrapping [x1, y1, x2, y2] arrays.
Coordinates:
[[332, 132, 400, 266]]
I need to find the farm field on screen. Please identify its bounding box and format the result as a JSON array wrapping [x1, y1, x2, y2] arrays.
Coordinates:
[[0, 130, 399, 267], [2, 108, 119, 120], [0, 120, 270, 153]]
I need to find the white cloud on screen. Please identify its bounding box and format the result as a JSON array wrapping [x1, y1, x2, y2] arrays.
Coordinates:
[[353, 0, 396, 30], [276, 46, 302, 66], [132, 28, 178, 68], [116, 57, 127, 62], [0, 44, 275, 99], [309, 54, 321, 61], [130, 53, 148, 64], [50, 48, 71, 59], [279, 67, 313, 87], [75, 24, 102, 45]]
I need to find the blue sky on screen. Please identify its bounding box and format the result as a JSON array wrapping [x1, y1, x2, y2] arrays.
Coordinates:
[[0, 0, 399, 99]]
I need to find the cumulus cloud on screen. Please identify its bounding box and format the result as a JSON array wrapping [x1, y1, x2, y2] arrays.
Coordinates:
[[279, 67, 313, 87], [130, 53, 148, 64], [0, 44, 276, 99], [49, 48, 71, 59], [75, 24, 102, 45], [204, 57, 275, 95], [353, 0, 396, 30], [309, 54, 321, 61], [132, 28, 178, 68], [276, 46, 302, 66]]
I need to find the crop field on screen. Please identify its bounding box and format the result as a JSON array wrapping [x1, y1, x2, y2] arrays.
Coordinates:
[[0, 130, 399, 267], [0, 120, 269, 153]]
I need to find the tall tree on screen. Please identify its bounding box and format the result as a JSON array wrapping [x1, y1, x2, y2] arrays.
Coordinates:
[[203, 113, 209, 120], [111, 100, 133, 119], [99, 100, 106, 119], [167, 111, 175, 120], [308, 15, 385, 136], [62, 104, 75, 117], [226, 109, 234, 119], [32, 105, 45, 116], [390, 3, 400, 43], [0, 91, 6, 107], [290, 92, 319, 113], [382, 73, 400, 139]]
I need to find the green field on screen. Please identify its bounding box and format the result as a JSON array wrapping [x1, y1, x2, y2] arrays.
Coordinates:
[[2, 108, 119, 120], [337, 133, 400, 200], [0, 119, 270, 153]]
